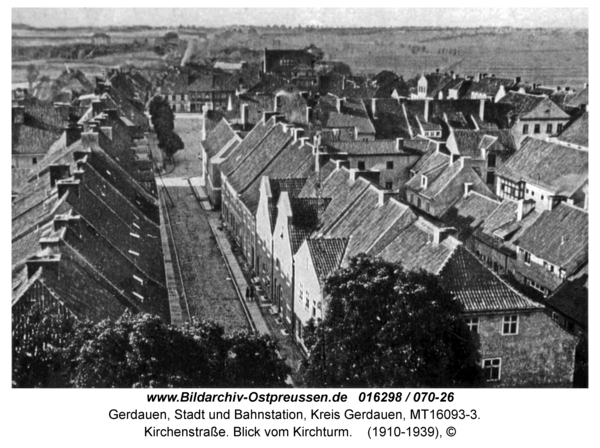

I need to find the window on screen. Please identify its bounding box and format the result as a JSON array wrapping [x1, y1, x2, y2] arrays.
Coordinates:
[[534, 124, 540, 134], [487, 153, 496, 168], [357, 161, 366, 170], [386, 161, 394, 170], [32, 157, 38, 165], [298, 283, 304, 304], [312, 300, 317, 317], [557, 123, 563, 133], [276, 259, 280, 270], [385, 182, 393, 190], [466, 317, 479, 333], [305, 291, 310, 310], [417, 197, 422, 208], [522, 124, 529, 134], [483, 358, 501, 381], [502, 315, 518, 335], [425, 202, 430, 213], [499, 178, 524, 200], [546, 123, 553, 134], [552, 312, 560, 324]]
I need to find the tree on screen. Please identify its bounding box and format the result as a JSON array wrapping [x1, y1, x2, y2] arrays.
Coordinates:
[[304, 43, 324, 62], [158, 129, 184, 163], [26, 63, 40, 90], [301, 254, 483, 388], [14, 310, 290, 388], [12, 304, 74, 388]]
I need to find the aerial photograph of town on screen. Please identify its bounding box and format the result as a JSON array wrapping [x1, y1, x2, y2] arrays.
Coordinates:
[[11, 8, 588, 389]]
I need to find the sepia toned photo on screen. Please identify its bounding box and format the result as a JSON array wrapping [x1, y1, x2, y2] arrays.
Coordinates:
[[11, 7, 588, 389]]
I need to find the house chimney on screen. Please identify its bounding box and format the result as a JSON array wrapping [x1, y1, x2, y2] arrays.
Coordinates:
[[262, 111, 279, 124], [91, 100, 103, 115], [460, 156, 471, 168], [336, 97, 344, 113], [313, 133, 322, 149], [451, 70, 456, 80], [371, 98, 377, 119], [274, 95, 282, 112], [396, 138, 404, 151], [26, 254, 61, 279], [335, 159, 350, 170], [479, 99, 485, 121], [227, 95, 233, 111], [464, 182, 473, 197], [516, 199, 535, 222], [240, 103, 249, 130], [514, 76, 522, 84], [293, 128, 304, 143], [49, 164, 71, 188], [56, 179, 80, 199], [432, 227, 448, 245], [378, 189, 395, 205], [81, 129, 99, 147], [306, 106, 313, 123], [65, 124, 82, 147], [556, 86, 562, 91], [476, 73, 483, 82], [53, 213, 81, 234], [450, 154, 460, 166], [565, 87, 571, 92], [342, 75, 346, 91], [424, 98, 430, 122]]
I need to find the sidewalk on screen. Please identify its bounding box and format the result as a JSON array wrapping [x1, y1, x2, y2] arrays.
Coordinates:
[[207, 218, 270, 335]]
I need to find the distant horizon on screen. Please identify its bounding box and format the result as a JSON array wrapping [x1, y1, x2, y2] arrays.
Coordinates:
[[12, 8, 589, 30]]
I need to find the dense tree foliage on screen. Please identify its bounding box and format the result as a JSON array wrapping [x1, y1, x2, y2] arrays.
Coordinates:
[[149, 96, 184, 164], [301, 254, 483, 388], [13, 311, 290, 388]]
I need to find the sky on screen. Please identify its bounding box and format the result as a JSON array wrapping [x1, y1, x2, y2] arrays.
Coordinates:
[[12, 7, 589, 29]]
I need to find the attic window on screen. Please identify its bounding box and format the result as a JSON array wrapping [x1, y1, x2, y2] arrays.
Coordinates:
[[133, 275, 144, 284], [133, 292, 144, 302], [128, 250, 140, 256], [130, 232, 140, 238]]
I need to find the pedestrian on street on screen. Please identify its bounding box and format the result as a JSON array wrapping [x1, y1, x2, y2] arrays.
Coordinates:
[[245, 286, 250, 301]]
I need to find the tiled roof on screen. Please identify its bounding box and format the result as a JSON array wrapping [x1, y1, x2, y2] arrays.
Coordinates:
[[239, 139, 314, 214], [307, 238, 348, 285], [363, 98, 411, 139], [440, 246, 542, 313], [497, 91, 546, 116], [495, 138, 588, 196], [409, 148, 450, 174], [298, 160, 337, 198], [564, 86, 588, 108], [203, 119, 237, 159], [558, 111, 588, 148], [376, 217, 460, 274], [19, 256, 129, 323], [465, 76, 515, 97], [546, 264, 588, 328], [441, 192, 500, 240], [12, 106, 65, 155], [452, 129, 516, 159], [318, 96, 376, 135], [220, 120, 269, 177], [514, 202, 588, 270], [228, 123, 291, 194], [324, 140, 409, 155], [288, 198, 331, 254]]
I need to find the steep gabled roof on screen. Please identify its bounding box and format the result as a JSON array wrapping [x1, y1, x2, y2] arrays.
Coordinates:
[[268, 178, 307, 232], [220, 120, 270, 177], [440, 246, 543, 313], [306, 238, 348, 285], [203, 119, 238, 159], [564, 86, 588, 109], [376, 217, 460, 274], [557, 111, 588, 148], [514, 203, 588, 270], [465, 76, 515, 97], [495, 138, 588, 196], [546, 264, 588, 328], [318, 96, 376, 135], [452, 128, 516, 159], [441, 192, 500, 240]]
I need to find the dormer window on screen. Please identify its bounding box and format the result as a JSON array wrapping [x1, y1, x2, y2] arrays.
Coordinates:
[[421, 175, 428, 188]]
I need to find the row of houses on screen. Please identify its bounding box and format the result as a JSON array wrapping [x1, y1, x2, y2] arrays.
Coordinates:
[[200, 90, 588, 385], [12, 72, 170, 338]]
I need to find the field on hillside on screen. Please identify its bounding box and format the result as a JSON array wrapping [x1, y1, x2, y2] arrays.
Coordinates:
[[12, 26, 588, 88]]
